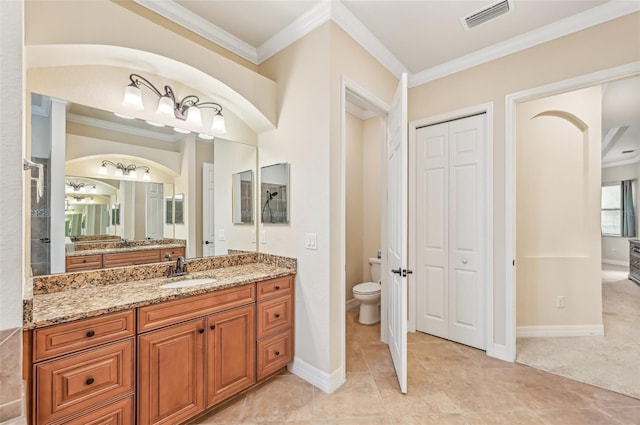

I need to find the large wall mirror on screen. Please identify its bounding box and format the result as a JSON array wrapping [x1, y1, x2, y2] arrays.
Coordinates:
[[260, 163, 289, 224], [29, 94, 258, 276]]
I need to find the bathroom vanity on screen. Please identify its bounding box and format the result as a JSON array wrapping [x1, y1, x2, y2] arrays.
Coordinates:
[[23, 253, 295, 425]]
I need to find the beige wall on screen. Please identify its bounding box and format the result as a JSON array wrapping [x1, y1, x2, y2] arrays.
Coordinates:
[[516, 86, 602, 328], [601, 163, 640, 264], [409, 12, 640, 345], [346, 112, 383, 303]]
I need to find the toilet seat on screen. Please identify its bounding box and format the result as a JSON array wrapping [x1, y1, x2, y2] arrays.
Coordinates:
[[353, 281, 381, 295]]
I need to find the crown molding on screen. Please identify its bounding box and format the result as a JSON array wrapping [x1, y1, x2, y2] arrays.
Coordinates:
[[31, 94, 52, 117], [330, 0, 407, 78], [409, 0, 640, 88], [601, 155, 640, 169], [257, 1, 331, 63], [67, 113, 182, 143], [133, 0, 258, 64], [346, 102, 377, 121]]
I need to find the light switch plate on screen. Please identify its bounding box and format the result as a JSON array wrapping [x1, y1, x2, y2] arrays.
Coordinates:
[[260, 230, 267, 244], [305, 233, 317, 250], [218, 229, 225, 241]]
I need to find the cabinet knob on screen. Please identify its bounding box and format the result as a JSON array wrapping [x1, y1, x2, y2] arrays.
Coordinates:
[[198, 328, 205, 334], [275, 313, 280, 318], [82, 259, 87, 263], [86, 377, 95, 385], [86, 330, 95, 338], [275, 351, 280, 356], [274, 285, 280, 290], [210, 325, 216, 330]]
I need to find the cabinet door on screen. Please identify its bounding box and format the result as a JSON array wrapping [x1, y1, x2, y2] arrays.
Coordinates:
[[138, 319, 205, 425], [63, 396, 134, 425], [206, 305, 255, 407]]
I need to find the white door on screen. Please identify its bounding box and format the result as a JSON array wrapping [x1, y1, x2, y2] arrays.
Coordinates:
[[202, 162, 216, 256], [416, 114, 486, 350], [146, 182, 164, 240], [386, 73, 409, 393]]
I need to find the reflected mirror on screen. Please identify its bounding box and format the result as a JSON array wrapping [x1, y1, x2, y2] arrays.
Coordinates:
[[260, 163, 289, 224], [29, 94, 257, 276], [232, 170, 254, 224]]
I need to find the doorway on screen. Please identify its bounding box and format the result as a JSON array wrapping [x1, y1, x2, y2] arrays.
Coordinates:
[[414, 113, 488, 350]]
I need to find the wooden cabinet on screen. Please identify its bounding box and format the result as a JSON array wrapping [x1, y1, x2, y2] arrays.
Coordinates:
[[29, 311, 135, 425], [256, 275, 295, 380], [160, 246, 186, 259], [137, 319, 206, 425], [206, 305, 255, 407], [66, 254, 102, 272], [103, 249, 161, 268]]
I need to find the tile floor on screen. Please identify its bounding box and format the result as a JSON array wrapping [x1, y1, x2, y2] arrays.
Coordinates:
[[191, 310, 640, 424]]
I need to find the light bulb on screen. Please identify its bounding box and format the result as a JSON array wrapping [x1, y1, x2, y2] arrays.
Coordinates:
[[79, 186, 86, 193], [156, 96, 174, 116], [211, 111, 226, 133], [122, 84, 144, 110], [198, 133, 214, 140], [143, 170, 151, 181], [173, 127, 190, 134], [115, 168, 123, 177], [99, 164, 107, 175], [186, 106, 203, 126], [114, 112, 135, 119], [129, 169, 138, 179], [146, 120, 165, 127]]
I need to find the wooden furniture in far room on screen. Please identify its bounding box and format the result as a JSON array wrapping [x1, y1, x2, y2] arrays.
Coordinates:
[[629, 239, 640, 285], [66, 246, 185, 272]]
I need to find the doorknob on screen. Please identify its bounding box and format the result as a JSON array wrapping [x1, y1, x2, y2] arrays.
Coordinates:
[[391, 268, 402, 274], [462, 259, 468, 264], [205, 241, 211, 245]]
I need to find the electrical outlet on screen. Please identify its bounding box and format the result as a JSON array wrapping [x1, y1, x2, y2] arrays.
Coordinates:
[[556, 296, 565, 308], [260, 230, 267, 244]]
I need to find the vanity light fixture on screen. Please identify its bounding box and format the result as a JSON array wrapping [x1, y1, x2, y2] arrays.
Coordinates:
[[121, 73, 227, 133], [99, 160, 151, 180], [66, 182, 98, 193]]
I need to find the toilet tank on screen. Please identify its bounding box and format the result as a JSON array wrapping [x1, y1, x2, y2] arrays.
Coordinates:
[[369, 257, 382, 282]]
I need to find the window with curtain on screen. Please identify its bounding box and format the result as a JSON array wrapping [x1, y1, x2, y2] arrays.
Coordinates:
[[601, 181, 636, 237]]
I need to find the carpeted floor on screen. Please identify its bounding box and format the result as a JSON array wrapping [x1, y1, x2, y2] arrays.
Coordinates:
[[516, 264, 640, 399]]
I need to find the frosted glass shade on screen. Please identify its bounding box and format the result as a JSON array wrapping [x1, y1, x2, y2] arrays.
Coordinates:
[[122, 85, 144, 110], [156, 96, 174, 115], [211, 112, 226, 133], [186, 106, 203, 126]]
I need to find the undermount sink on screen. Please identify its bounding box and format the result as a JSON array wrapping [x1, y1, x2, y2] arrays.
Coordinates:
[[160, 278, 218, 289]]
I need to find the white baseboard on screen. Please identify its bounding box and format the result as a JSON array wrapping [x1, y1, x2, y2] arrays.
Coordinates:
[[486, 343, 509, 361], [516, 324, 604, 338], [346, 298, 359, 311], [287, 356, 345, 394], [602, 259, 628, 267]]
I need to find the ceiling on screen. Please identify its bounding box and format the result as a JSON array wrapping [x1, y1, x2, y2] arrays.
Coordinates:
[[129, 1, 640, 167]]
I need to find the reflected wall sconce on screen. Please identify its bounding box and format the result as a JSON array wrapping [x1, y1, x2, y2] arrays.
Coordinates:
[[66, 182, 97, 193], [99, 160, 151, 180], [121, 73, 226, 134]]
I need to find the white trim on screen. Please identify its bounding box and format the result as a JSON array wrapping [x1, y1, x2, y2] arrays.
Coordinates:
[[504, 61, 640, 363], [602, 156, 640, 168], [330, 1, 407, 79], [66, 113, 182, 143], [486, 343, 508, 361], [602, 259, 629, 267], [516, 325, 604, 338], [407, 102, 494, 352], [257, 2, 331, 63], [409, 0, 640, 88], [133, 0, 258, 64], [346, 298, 360, 311], [287, 357, 345, 394]]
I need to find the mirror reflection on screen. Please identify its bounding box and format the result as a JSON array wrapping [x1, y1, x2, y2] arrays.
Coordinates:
[[29, 94, 257, 276], [261, 163, 289, 224], [232, 170, 254, 224]]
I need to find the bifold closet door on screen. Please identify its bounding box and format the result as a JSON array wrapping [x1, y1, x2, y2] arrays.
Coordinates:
[[415, 114, 486, 350]]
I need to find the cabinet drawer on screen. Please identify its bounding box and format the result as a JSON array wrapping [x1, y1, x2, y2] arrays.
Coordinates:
[[256, 275, 293, 301], [33, 310, 135, 361], [102, 249, 160, 268], [34, 339, 134, 425], [138, 284, 256, 332], [66, 255, 102, 272], [62, 396, 134, 425], [160, 247, 185, 259], [257, 331, 293, 380], [257, 295, 293, 339]]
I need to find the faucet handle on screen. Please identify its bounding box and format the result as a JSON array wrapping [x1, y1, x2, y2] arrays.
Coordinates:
[[164, 253, 172, 261]]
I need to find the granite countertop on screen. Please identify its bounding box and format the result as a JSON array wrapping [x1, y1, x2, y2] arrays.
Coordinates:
[[66, 243, 186, 257], [25, 262, 294, 330]]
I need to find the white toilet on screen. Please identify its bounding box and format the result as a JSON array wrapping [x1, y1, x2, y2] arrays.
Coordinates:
[[352, 257, 382, 325]]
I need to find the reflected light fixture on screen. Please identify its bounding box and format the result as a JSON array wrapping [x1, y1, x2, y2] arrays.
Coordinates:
[[66, 182, 97, 193], [99, 160, 151, 180], [121, 73, 226, 133]]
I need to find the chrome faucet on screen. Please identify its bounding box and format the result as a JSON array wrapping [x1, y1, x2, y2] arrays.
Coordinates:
[[175, 256, 188, 275]]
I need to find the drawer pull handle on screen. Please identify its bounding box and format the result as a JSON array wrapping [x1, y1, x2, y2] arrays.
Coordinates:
[[210, 325, 216, 330], [275, 286, 280, 290], [86, 330, 95, 338], [86, 377, 95, 385], [275, 313, 280, 318], [82, 259, 87, 263], [198, 328, 205, 334], [275, 351, 280, 356]]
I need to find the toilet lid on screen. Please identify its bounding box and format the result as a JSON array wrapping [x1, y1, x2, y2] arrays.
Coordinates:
[[353, 282, 381, 294]]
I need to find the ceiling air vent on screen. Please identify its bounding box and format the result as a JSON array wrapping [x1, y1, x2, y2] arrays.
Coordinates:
[[462, 0, 514, 31]]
